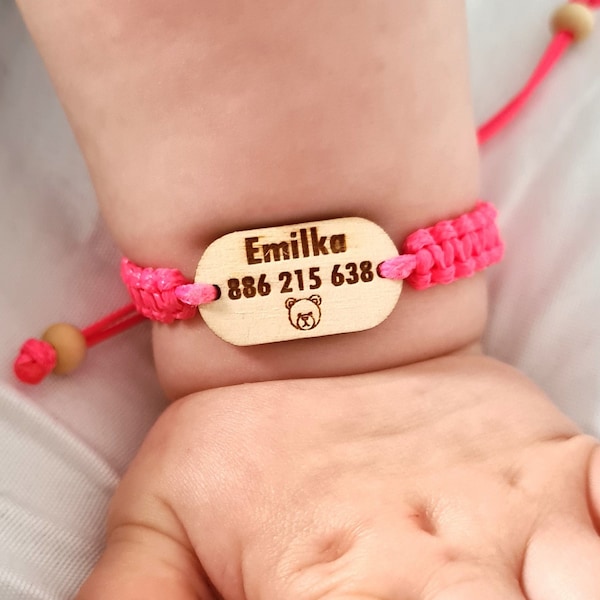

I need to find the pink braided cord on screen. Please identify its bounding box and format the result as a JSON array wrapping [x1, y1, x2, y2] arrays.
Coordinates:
[[120, 258, 217, 324], [379, 202, 503, 290]]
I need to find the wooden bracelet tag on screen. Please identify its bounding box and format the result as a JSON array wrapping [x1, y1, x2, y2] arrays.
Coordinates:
[[195, 217, 402, 346]]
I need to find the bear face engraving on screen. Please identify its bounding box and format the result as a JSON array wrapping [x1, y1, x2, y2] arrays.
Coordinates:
[[285, 295, 322, 331]]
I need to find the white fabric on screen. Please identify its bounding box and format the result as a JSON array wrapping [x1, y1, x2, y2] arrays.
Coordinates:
[[0, 0, 599, 597], [470, 0, 600, 429]]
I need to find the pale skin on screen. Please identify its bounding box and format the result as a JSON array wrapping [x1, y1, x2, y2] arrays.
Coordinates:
[[14, 1, 600, 598]]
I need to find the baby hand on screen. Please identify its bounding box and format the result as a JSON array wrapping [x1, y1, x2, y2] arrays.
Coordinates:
[[77, 355, 600, 599]]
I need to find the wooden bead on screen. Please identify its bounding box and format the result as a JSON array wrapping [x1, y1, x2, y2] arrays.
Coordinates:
[[42, 323, 87, 375], [552, 3, 595, 41]]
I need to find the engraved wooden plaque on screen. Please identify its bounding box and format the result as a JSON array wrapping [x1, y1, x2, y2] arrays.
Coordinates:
[[195, 217, 402, 346]]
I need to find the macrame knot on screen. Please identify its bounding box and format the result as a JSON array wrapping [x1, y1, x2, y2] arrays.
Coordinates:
[[120, 258, 216, 324], [14, 338, 57, 384], [378, 202, 504, 290]]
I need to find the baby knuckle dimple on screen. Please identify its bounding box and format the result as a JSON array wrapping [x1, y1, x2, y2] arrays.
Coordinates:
[[277, 528, 357, 578], [266, 524, 373, 600], [268, 517, 445, 600], [405, 502, 440, 537], [499, 462, 524, 490]]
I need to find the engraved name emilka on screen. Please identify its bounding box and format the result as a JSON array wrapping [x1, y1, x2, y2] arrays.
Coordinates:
[[245, 227, 347, 265]]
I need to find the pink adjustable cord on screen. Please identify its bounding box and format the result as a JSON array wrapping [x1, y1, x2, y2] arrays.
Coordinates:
[[119, 260, 217, 324], [479, 0, 600, 143], [13, 2, 598, 383]]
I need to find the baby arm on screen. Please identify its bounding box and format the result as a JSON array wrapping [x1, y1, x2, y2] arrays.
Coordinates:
[[16, 0, 482, 398], [14, 1, 600, 599]]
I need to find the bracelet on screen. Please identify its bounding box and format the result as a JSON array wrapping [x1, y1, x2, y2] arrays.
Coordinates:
[[120, 202, 502, 346]]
